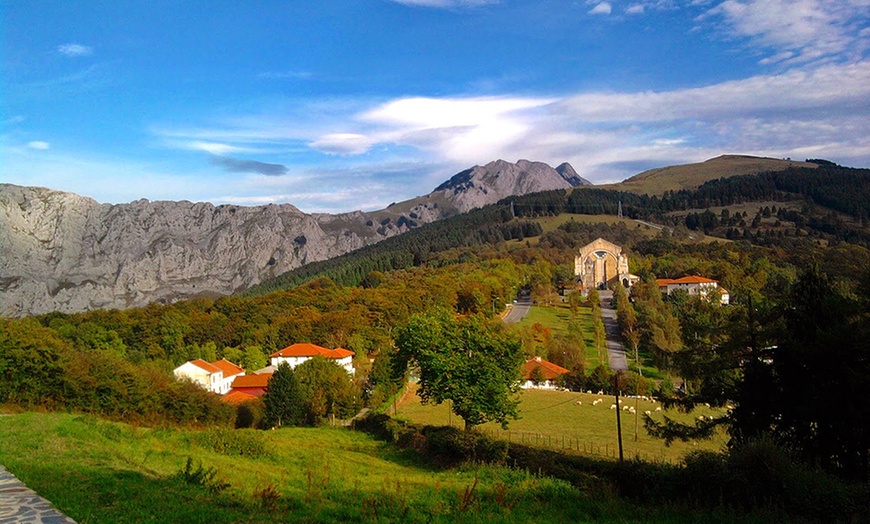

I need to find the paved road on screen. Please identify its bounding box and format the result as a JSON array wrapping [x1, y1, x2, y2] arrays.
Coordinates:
[[598, 291, 629, 371], [0, 464, 77, 523], [502, 297, 531, 324]]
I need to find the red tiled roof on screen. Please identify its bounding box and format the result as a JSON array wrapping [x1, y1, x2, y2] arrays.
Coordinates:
[[221, 390, 260, 404], [188, 359, 222, 374], [672, 275, 717, 284], [231, 374, 271, 388], [521, 357, 569, 381], [657, 275, 718, 287], [211, 358, 245, 377], [270, 343, 355, 360]]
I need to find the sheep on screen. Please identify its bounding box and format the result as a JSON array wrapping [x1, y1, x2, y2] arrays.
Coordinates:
[[592, 399, 602, 406], [655, 406, 662, 412], [610, 404, 617, 410], [597, 390, 604, 395], [697, 415, 706, 421], [644, 410, 651, 415], [575, 401, 582, 406], [622, 405, 630, 411]]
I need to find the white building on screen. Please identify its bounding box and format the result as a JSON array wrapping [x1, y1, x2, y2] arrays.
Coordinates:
[[173, 359, 244, 395], [269, 343, 355, 374], [656, 276, 730, 305]]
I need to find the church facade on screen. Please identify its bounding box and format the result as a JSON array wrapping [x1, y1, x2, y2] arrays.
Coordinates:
[[574, 238, 639, 293]]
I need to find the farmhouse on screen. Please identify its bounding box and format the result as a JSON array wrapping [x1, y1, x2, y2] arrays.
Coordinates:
[[173, 358, 245, 395], [521, 356, 569, 390], [656, 275, 730, 305], [269, 343, 355, 374]]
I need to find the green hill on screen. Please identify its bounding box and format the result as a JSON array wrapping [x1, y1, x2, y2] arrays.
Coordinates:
[[600, 155, 817, 195]]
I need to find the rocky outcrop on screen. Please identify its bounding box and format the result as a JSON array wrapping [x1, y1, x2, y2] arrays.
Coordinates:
[[430, 159, 585, 213], [0, 185, 414, 316], [0, 159, 587, 316]]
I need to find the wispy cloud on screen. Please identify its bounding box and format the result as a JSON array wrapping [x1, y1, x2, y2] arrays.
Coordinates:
[[209, 155, 289, 176], [389, 0, 497, 7], [27, 141, 50, 150], [57, 43, 93, 57], [258, 70, 313, 80], [589, 2, 612, 15], [701, 0, 870, 65]]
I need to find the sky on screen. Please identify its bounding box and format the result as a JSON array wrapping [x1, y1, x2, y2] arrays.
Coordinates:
[[2, 0, 870, 213]]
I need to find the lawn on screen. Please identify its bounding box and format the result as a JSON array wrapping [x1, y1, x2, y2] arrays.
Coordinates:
[[395, 386, 728, 464], [510, 303, 608, 369], [0, 412, 752, 523]]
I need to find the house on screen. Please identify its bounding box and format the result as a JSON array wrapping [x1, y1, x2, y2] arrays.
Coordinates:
[[173, 358, 246, 395], [222, 373, 272, 402], [269, 343, 355, 374], [521, 356, 569, 390], [656, 276, 730, 305], [211, 358, 246, 393]]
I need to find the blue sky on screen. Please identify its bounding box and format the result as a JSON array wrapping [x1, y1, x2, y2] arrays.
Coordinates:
[[2, 0, 869, 213]]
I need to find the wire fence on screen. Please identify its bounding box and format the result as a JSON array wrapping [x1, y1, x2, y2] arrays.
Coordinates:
[[477, 428, 677, 464]]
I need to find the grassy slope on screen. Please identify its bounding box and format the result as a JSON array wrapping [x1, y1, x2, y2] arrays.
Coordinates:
[[597, 155, 816, 196], [395, 387, 727, 464], [0, 413, 754, 524]]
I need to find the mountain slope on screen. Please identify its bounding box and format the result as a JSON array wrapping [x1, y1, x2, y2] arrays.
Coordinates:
[[602, 155, 816, 195], [0, 159, 581, 316]]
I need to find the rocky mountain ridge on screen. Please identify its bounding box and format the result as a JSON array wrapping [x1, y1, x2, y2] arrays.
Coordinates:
[[0, 159, 585, 316]]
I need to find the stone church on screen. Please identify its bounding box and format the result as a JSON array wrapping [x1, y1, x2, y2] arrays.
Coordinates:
[[574, 238, 639, 293]]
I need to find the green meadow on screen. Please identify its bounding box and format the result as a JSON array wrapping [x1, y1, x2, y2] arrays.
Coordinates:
[[0, 412, 759, 524], [395, 387, 727, 464]]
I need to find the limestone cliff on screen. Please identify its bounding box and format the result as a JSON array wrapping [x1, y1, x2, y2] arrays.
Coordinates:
[[0, 159, 584, 316]]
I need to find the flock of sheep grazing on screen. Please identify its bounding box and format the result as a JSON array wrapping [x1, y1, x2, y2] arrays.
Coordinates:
[[573, 391, 664, 416]]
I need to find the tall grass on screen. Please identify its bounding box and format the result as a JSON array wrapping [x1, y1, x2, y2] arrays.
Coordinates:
[[0, 412, 713, 523]]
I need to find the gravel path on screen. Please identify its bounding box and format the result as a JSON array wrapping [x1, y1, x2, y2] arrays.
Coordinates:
[[0, 464, 77, 524]]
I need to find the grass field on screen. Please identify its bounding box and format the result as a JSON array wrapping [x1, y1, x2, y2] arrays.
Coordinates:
[[395, 386, 727, 464], [0, 412, 756, 523], [509, 303, 610, 368]]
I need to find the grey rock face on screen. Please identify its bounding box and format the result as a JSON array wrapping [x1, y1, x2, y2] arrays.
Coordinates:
[[0, 185, 410, 316], [430, 159, 579, 213], [0, 159, 584, 316]]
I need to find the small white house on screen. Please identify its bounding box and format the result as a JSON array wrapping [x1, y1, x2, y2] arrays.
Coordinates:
[[656, 276, 729, 305], [173, 358, 245, 395], [270, 343, 355, 374]]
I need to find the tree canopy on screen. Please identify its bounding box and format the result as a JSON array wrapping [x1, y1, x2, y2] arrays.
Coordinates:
[[394, 309, 525, 430]]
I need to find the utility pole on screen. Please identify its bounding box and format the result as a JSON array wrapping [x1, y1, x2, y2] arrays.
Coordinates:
[[618, 200, 623, 218], [614, 371, 624, 462], [510, 200, 515, 218]]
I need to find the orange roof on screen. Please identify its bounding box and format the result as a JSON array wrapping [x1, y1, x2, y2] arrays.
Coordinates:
[[211, 358, 245, 377], [522, 357, 569, 381], [221, 390, 260, 404], [657, 275, 718, 286], [231, 374, 271, 388], [188, 359, 222, 374], [270, 343, 354, 360]]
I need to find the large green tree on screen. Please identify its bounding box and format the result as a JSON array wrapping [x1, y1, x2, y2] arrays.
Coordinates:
[[263, 362, 304, 427], [394, 309, 524, 430], [295, 356, 361, 424]]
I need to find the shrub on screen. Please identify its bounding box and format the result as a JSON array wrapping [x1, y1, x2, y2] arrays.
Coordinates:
[[176, 457, 230, 494], [192, 428, 270, 458]]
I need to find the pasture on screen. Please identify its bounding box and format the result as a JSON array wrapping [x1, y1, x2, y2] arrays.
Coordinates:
[[395, 386, 728, 463]]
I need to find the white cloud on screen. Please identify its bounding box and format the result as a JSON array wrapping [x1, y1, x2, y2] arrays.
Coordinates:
[[176, 141, 254, 155], [27, 141, 50, 150], [626, 4, 645, 14], [57, 43, 93, 57], [390, 0, 497, 7], [309, 133, 376, 155], [589, 2, 612, 15], [703, 0, 870, 65]]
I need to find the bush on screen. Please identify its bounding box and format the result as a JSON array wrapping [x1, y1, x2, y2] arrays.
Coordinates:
[[421, 426, 508, 466], [192, 428, 270, 459], [234, 398, 266, 429]]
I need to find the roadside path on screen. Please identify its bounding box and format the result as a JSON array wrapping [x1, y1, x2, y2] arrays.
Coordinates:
[[502, 297, 531, 324], [0, 464, 77, 523], [598, 291, 629, 371]]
